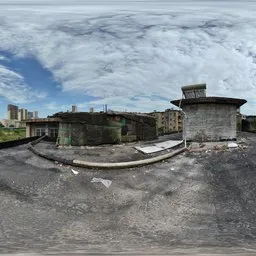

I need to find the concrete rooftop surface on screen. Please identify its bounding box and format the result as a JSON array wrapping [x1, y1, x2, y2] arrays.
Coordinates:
[[1, 132, 256, 255]]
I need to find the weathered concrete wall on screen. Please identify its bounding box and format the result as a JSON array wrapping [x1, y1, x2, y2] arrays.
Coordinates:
[[0, 136, 39, 149], [183, 103, 237, 141], [58, 122, 122, 146], [242, 116, 256, 132], [56, 112, 156, 146]]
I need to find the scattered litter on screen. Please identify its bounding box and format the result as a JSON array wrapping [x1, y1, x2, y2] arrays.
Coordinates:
[[59, 163, 63, 167], [239, 145, 248, 150], [91, 177, 112, 188], [71, 169, 79, 175], [228, 142, 238, 148], [54, 161, 58, 164], [170, 168, 175, 171], [222, 145, 229, 150], [132, 175, 136, 178], [213, 145, 220, 150]]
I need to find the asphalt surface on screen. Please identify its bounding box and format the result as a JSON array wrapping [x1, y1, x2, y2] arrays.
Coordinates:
[[0, 132, 256, 255], [33, 133, 183, 163]]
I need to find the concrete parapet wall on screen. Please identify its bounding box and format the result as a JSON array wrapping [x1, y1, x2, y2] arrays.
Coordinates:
[[0, 136, 39, 149], [183, 103, 237, 142]]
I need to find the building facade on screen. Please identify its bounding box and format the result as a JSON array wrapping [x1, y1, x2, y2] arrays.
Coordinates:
[[18, 108, 28, 121], [25, 112, 157, 146], [171, 97, 247, 141], [7, 104, 18, 120], [25, 118, 60, 140], [33, 111, 39, 119], [71, 105, 77, 113], [149, 109, 182, 135], [28, 112, 33, 119], [1, 119, 25, 128]]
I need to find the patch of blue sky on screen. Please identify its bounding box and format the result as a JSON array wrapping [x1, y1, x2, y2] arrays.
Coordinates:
[[0, 51, 60, 95]]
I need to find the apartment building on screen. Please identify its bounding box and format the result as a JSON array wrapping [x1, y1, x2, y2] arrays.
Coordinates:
[[7, 104, 18, 120], [71, 105, 77, 113], [149, 109, 182, 135], [33, 111, 39, 119], [18, 108, 28, 121], [28, 112, 33, 119], [164, 109, 182, 133]]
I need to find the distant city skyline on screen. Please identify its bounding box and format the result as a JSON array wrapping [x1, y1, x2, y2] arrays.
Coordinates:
[[5, 104, 39, 121], [0, 1, 255, 119]]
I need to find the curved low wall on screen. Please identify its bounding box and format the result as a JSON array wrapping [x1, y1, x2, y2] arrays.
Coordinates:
[[28, 137, 186, 169], [0, 136, 39, 149]]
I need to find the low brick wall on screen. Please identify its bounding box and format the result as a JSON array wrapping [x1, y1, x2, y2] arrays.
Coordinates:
[[0, 136, 39, 149]]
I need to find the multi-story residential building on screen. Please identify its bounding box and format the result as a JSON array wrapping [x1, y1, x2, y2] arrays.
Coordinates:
[[28, 112, 33, 119], [164, 109, 182, 133], [150, 111, 165, 135], [149, 109, 182, 135], [33, 111, 39, 119], [71, 105, 77, 113], [18, 108, 28, 121], [7, 104, 18, 120]]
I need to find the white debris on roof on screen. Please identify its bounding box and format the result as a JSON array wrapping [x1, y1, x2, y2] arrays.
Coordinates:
[[71, 169, 79, 175], [228, 142, 238, 148], [135, 140, 183, 154], [91, 178, 112, 188]]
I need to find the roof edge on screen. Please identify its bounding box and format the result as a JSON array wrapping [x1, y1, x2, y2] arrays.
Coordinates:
[[171, 97, 247, 108]]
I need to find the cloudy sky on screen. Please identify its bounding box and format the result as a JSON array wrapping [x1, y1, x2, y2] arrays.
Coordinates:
[[0, 0, 256, 119]]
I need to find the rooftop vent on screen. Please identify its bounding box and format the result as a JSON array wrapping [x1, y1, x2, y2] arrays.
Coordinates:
[[182, 83, 206, 99]]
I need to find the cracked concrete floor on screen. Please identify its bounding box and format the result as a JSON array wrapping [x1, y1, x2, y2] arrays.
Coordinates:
[[1, 132, 256, 255]]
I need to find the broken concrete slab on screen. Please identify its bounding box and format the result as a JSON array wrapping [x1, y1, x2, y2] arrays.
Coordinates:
[[135, 140, 183, 154]]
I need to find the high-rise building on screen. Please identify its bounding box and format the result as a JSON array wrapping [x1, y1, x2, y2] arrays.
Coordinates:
[[7, 104, 18, 120], [23, 109, 28, 120], [71, 105, 77, 113], [18, 109, 22, 121], [33, 111, 39, 119], [18, 108, 28, 121], [28, 112, 33, 119], [89, 107, 94, 113]]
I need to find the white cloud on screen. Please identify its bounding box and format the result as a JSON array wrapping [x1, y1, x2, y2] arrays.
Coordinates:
[[0, 55, 8, 61], [45, 102, 70, 111], [0, 2, 255, 114], [0, 64, 47, 104]]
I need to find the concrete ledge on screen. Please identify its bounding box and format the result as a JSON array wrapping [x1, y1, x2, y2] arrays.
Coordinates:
[[0, 136, 39, 149], [29, 145, 73, 165], [72, 147, 186, 169], [28, 139, 186, 169], [29, 135, 47, 146]]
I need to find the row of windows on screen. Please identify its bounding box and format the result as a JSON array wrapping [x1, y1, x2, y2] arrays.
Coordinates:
[[36, 128, 58, 137]]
